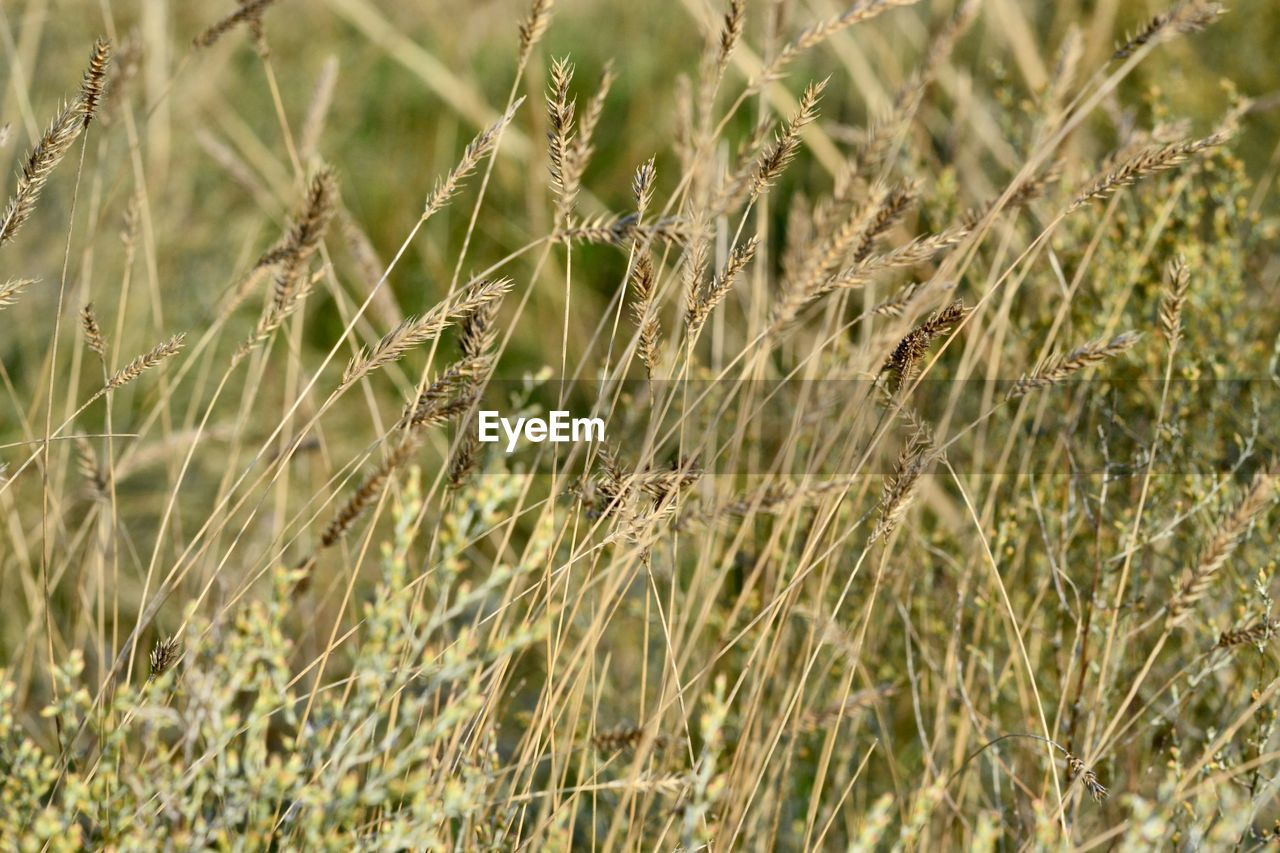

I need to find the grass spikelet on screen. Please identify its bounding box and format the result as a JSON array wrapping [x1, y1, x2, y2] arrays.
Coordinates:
[[342, 278, 512, 386], [1217, 619, 1280, 649], [750, 79, 826, 200], [762, 0, 919, 85], [98, 333, 186, 398], [425, 98, 524, 220], [559, 212, 690, 247], [80, 303, 106, 357], [629, 250, 662, 377], [546, 56, 578, 219], [518, 0, 555, 69], [1160, 256, 1190, 350], [193, 0, 277, 48], [319, 436, 419, 549], [78, 38, 112, 127], [852, 181, 918, 263], [961, 170, 1056, 230], [632, 156, 657, 217], [400, 360, 482, 429], [446, 436, 479, 490], [828, 224, 971, 291], [871, 281, 923, 317], [680, 231, 712, 334], [566, 62, 615, 191], [774, 185, 892, 329], [236, 169, 337, 359], [857, 0, 978, 171], [1114, 0, 1224, 59], [1006, 331, 1141, 399], [0, 101, 84, 247], [269, 167, 338, 310], [593, 724, 670, 753], [0, 278, 35, 310], [687, 236, 758, 336], [1068, 131, 1231, 212], [882, 298, 969, 390], [870, 424, 932, 543], [148, 636, 183, 680], [1066, 754, 1109, 803], [458, 298, 499, 365], [717, 0, 746, 73], [1167, 466, 1278, 628]]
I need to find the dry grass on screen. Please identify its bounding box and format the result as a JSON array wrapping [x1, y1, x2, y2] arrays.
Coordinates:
[[1, 0, 1279, 848]]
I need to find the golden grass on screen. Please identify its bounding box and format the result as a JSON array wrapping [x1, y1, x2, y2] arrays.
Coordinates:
[[1, 0, 1278, 847]]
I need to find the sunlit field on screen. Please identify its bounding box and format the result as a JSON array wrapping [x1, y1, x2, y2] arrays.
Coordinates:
[[2, 0, 1280, 847]]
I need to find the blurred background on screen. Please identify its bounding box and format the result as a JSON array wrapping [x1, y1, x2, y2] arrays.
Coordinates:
[[3, 0, 1278, 378]]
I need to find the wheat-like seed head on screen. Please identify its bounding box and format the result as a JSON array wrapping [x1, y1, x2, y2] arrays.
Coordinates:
[[270, 167, 338, 310], [565, 62, 615, 197], [870, 418, 934, 543], [1168, 466, 1278, 628], [518, 0, 555, 68], [546, 56, 578, 219], [717, 0, 747, 73], [0, 101, 84, 247], [1068, 130, 1231, 212], [80, 303, 106, 357], [1160, 256, 1190, 350], [101, 334, 186, 396], [852, 180, 918, 264], [148, 636, 183, 680], [400, 359, 484, 429], [593, 724, 671, 753], [79, 38, 112, 127], [0, 278, 36, 310], [320, 436, 421, 549], [760, 0, 919, 87], [882, 298, 970, 391], [1007, 332, 1141, 399], [1114, 0, 1224, 59], [424, 98, 524, 219], [558, 212, 691, 247], [193, 0, 277, 48], [447, 431, 482, 491], [750, 79, 827, 200], [74, 435, 108, 503], [687, 236, 759, 337], [1066, 754, 1109, 803], [632, 157, 657, 217], [1217, 619, 1280, 649], [342, 278, 512, 387], [629, 249, 662, 377]]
